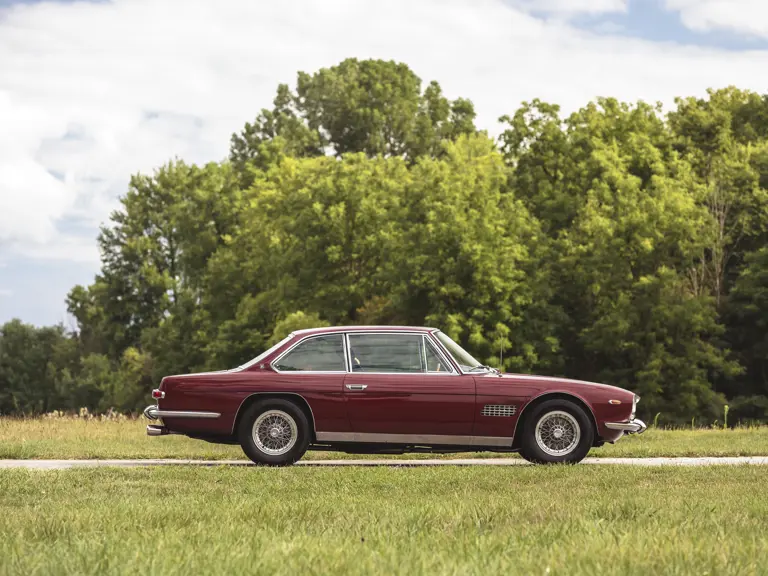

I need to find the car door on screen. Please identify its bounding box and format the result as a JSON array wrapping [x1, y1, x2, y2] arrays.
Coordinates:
[[342, 332, 475, 439], [270, 332, 349, 433]]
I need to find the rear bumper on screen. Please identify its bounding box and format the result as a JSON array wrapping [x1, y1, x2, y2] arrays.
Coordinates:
[[147, 424, 174, 436], [143, 405, 221, 420], [605, 418, 647, 434]]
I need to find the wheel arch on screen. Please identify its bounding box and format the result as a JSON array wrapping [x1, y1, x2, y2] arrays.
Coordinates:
[[512, 391, 599, 449], [232, 392, 316, 440]]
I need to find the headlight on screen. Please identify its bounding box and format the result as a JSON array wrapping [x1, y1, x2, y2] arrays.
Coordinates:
[[631, 395, 640, 419]]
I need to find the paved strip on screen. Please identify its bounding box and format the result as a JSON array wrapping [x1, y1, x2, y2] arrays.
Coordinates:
[[0, 457, 767, 470]]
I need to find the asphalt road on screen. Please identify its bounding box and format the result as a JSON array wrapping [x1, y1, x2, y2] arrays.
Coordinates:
[[0, 457, 767, 470]]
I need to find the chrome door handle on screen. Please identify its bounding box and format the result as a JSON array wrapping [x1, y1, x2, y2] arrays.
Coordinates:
[[345, 384, 368, 391]]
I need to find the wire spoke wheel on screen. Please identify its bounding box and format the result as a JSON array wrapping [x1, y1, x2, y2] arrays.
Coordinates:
[[534, 410, 581, 457], [252, 410, 298, 456]]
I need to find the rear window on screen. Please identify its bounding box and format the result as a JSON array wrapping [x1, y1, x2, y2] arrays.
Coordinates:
[[273, 335, 346, 372]]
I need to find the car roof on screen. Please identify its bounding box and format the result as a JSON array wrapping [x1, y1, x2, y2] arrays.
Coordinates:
[[291, 325, 438, 337]]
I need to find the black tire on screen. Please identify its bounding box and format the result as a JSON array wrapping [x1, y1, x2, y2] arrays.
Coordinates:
[[237, 398, 310, 466], [519, 399, 594, 464]]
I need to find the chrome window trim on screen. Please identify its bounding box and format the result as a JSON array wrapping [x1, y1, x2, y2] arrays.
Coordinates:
[[271, 333, 348, 374], [345, 333, 353, 373], [429, 329, 468, 375], [268, 329, 462, 376], [315, 431, 512, 447], [345, 331, 457, 376], [270, 371, 350, 375], [343, 330, 351, 373], [233, 333, 295, 372], [423, 333, 455, 374]]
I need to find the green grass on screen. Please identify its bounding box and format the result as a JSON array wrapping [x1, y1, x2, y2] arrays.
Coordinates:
[[1, 416, 767, 460], [1, 465, 766, 575]]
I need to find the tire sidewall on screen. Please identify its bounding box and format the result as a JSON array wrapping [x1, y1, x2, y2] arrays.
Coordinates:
[[521, 399, 594, 464], [238, 398, 310, 465]]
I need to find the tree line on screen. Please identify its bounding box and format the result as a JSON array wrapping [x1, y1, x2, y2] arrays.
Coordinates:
[[2, 59, 767, 424]]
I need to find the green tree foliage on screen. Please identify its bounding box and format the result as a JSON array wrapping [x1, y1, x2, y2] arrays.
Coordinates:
[[230, 58, 477, 184], [3, 62, 768, 424], [0, 321, 77, 414], [387, 135, 546, 373], [726, 247, 768, 419], [500, 97, 744, 422], [269, 312, 330, 346]]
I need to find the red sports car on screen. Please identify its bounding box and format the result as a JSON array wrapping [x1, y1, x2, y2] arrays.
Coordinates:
[[144, 326, 646, 465]]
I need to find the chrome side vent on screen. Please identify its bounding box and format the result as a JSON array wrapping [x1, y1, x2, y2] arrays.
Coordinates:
[[482, 404, 517, 417]]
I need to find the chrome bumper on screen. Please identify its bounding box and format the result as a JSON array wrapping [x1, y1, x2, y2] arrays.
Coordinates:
[[605, 419, 647, 434], [143, 405, 221, 420]]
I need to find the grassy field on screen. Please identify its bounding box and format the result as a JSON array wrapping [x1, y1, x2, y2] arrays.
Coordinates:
[[2, 419, 767, 575], [1, 465, 766, 575], [1, 416, 767, 460]]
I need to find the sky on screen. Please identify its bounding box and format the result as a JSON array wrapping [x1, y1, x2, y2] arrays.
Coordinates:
[[1, 0, 768, 327]]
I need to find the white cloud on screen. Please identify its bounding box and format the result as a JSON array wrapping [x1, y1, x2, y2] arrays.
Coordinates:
[[664, 0, 768, 38], [0, 289, 12, 298], [512, 0, 627, 16], [11, 234, 99, 264], [0, 0, 767, 271]]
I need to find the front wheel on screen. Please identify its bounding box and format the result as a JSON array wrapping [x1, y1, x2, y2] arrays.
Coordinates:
[[238, 399, 310, 466], [519, 399, 594, 464]]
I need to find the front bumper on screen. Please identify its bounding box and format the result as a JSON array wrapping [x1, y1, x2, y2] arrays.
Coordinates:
[[605, 418, 647, 434]]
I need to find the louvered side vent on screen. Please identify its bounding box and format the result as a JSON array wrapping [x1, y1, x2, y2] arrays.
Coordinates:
[[482, 404, 517, 417]]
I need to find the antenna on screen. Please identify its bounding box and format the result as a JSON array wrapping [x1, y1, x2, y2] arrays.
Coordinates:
[[499, 338, 504, 371]]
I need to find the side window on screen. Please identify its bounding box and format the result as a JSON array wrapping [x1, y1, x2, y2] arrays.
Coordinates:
[[274, 335, 345, 372], [424, 336, 452, 373], [348, 334, 424, 373]]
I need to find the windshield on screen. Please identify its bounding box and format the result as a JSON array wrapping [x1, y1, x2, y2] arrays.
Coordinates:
[[434, 331, 488, 373], [234, 334, 295, 371]]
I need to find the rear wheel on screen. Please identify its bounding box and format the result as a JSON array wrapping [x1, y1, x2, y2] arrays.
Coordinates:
[[519, 399, 594, 464], [238, 399, 310, 466]]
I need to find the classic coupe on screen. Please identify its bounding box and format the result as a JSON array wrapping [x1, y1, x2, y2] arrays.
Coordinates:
[[144, 326, 646, 465]]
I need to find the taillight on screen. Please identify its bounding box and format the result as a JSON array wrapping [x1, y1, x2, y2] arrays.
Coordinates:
[[152, 389, 165, 399]]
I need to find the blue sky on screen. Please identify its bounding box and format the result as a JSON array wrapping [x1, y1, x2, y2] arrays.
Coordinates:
[[2, 0, 768, 327], [571, 0, 768, 50]]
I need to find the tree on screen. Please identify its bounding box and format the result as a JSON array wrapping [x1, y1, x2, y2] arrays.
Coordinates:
[[229, 58, 476, 182], [68, 161, 243, 365], [200, 152, 411, 369], [726, 247, 768, 420], [669, 88, 768, 307], [268, 311, 330, 346], [500, 97, 742, 422], [0, 320, 78, 414], [386, 134, 547, 372], [230, 83, 325, 182], [4, 60, 767, 422]]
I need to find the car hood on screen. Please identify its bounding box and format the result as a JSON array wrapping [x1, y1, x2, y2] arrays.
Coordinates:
[[490, 372, 633, 396]]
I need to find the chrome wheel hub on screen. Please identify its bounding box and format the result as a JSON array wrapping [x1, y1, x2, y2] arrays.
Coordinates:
[[534, 410, 580, 456], [252, 410, 298, 456]]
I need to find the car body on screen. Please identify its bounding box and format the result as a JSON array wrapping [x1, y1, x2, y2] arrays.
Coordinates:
[[144, 325, 646, 464]]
